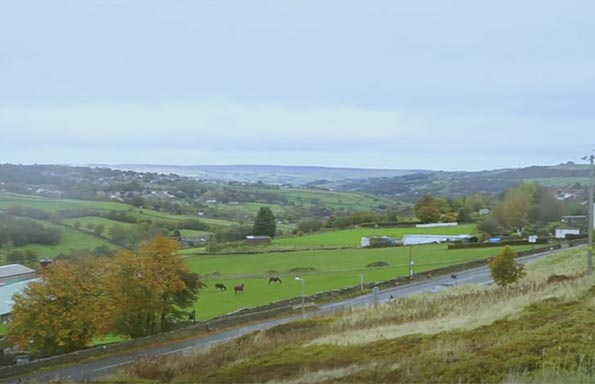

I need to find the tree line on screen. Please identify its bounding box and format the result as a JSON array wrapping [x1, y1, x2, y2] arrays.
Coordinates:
[[0, 214, 61, 247]]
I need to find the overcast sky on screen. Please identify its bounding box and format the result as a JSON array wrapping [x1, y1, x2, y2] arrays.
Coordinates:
[[1, 1, 594, 171]]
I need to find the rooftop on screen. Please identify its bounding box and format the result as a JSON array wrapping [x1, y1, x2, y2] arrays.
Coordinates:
[[0, 264, 36, 279], [0, 278, 40, 316]]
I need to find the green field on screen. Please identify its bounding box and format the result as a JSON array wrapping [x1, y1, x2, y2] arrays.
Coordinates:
[[62, 216, 138, 231], [278, 188, 396, 210], [0, 193, 223, 258], [0, 193, 132, 212], [212, 201, 289, 217], [274, 223, 477, 248], [186, 243, 535, 320], [0, 192, 236, 228], [10, 221, 118, 258]]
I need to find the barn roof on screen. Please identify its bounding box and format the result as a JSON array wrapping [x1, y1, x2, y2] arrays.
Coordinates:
[[0, 264, 35, 279], [0, 279, 40, 316]]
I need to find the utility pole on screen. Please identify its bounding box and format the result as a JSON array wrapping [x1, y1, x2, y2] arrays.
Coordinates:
[[408, 245, 414, 279], [586, 154, 594, 275], [295, 277, 305, 314], [359, 273, 364, 291]]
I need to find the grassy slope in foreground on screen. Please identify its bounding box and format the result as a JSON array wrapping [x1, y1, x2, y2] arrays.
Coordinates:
[[126, 247, 595, 384]]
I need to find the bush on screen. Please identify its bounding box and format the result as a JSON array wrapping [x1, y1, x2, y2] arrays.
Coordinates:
[[0, 214, 62, 247], [179, 219, 210, 231], [101, 210, 137, 224], [489, 246, 526, 286]]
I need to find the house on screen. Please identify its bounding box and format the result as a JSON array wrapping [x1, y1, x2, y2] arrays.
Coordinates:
[[0, 264, 37, 285], [555, 192, 576, 201], [245, 235, 272, 245], [561, 215, 587, 226]]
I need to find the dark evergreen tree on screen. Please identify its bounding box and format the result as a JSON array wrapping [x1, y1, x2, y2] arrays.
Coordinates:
[[253, 207, 276, 237]]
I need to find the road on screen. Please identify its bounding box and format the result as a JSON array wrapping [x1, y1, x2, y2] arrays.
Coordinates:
[[3, 249, 559, 383]]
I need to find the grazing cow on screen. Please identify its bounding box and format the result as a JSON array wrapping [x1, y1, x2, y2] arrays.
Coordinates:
[[268, 276, 282, 284], [215, 283, 227, 291], [234, 283, 245, 295]]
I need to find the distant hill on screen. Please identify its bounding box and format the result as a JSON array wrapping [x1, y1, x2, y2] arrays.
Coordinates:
[[331, 163, 590, 201], [90, 163, 592, 201], [92, 164, 429, 185]]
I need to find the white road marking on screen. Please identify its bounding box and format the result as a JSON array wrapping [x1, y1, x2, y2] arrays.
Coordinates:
[[160, 346, 196, 356], [92, 360, 134, 372]]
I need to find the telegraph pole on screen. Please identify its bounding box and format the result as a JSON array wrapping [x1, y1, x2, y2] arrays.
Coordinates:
[[586, 154, 594, 275]]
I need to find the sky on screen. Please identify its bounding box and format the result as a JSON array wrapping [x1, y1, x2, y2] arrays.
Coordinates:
[[1, 0, 594, 171]]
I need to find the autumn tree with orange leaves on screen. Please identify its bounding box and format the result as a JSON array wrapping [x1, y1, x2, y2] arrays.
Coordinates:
[[8, 235, 203, 354], [9, 257, 112, 355], [107, 235, 204, 338]]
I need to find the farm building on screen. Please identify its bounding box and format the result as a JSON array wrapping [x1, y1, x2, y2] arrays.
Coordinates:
[[0, 278, 40, 322], [0, 264, 36, 285], [555, 228, 581, 239], [415, 222, 458, 228], [361, 236, 402, 248], [245, 235, 272, 245], [561, 215, 587, 226], [179, 236, 208, 247], [403, 234, 475, 246]]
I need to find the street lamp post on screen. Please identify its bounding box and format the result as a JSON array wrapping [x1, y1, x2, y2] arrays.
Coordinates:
[[359, 273, 364, 291], [408, 245, 414, 279], [584, 154, 595, 275], [295, 277, 305, 314]]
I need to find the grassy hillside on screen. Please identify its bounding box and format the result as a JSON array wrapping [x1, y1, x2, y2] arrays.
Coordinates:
[[126, 247, 595, 383], [276, 188, 395, 210], [0, 193, 220, 259], [14, 221, 117, 257], [0, 192, 237, 227], [335, 164, 591, 201]]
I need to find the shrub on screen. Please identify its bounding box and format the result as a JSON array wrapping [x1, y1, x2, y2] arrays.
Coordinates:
[[489, 246, 526, 286]]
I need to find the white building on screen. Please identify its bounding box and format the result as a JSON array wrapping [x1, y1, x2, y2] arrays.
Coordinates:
[[0, 278, 40, 322], [403, 234, 473, 246], [555, 228, 581, 239]]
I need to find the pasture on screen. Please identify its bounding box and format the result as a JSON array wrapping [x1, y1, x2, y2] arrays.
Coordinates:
[[277, 188, 396, 211], [12, 221, 117, 257], [0, 192, 236, 228], [186, 243, 535, 320], [273, 223, 478, 248], [0, 192, 220, 258]]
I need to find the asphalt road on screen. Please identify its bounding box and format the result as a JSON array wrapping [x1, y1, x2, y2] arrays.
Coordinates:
[[4, 249, 561, 383]]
